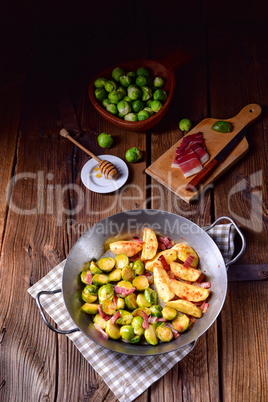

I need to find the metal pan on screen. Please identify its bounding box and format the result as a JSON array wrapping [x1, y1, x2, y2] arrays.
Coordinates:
[[36, 210, 245, 356]]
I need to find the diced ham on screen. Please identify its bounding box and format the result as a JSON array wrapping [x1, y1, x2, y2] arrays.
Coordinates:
[[86, 270, 92, 284], [141, 272, 154, 284], [183, 254, 195, 268], [97, 304, 110, 320], [141, 312, 149, 329], [113, 286, 136, 296], [93, 323, 109, 339], [190, 142, 209, 165], [199, 282, 211, 289], [200, 302, 209, 313], [110, 311, 120, 324], [156, 318, 167, 322], [158, 243, 167, 250], [195, 273, 206, 283], [159, 255, 170, 270], [166, 270, 176, 279], [172, 148, 203, 178], [157, 236, 173, 249], [148, 316, 157, 324], [113, 296, 118, 309], [133, 237, 144, 244]]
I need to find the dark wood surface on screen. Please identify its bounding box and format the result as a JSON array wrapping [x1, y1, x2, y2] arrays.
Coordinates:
[[0, 2, 267, 401]]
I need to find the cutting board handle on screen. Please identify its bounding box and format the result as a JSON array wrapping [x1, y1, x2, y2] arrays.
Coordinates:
[[228, 103, 262, 126]]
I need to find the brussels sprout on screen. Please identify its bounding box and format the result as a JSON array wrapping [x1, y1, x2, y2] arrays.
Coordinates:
[[81, 303, 98, 315], [114, 253, 129, 269], [94, 313, 107, 329], [120, 325, 135, 341], [130, 335, 141, 343], [153, 89, 167, 102], [162, 307, 177, 321], [136, 67, 150, 77], [116, 310, 133, 325], [124, 113, 138, 122], [108, 268, 122, 282], [117, 86, 127, 97], [132, 260, 145, 275], [146, 99, 153, 108], [125, 147, 142, 163], [94, 77, 107, 88], [123, 95, 131, 102], [136, 293, 151, 308], [131, 316, 145, 336], [122, 266, 135, 281], [112, 67, 125, 82], [102, 299, 116, 315], [156, 325, 173, 342], [127, 71, 136, 80], [136, 75, 149, 87], [179, 118, 192, 132], [89, 261, 103, 274], [150, 305, 163, 317], [151, 100, 163, 113], [132, 276, 149, 291], [120, 75, 133, 87], [132, 307, 151, 317], [98, 257, 115, 272], [80, 270, 93, 285], [102, 98, 110, 108], [97, 133, 113, 148], [98, 284, 114, 303], [132, 100, 144, 113], [172, 313, 190, 332], [106, 103, 118, 115], [212, 121, 232, 133], [144, 325, 158, 345], [143, 107, 154, 116], [82, 285, 98, 302], [94, 88, 107, 101], [141, 87, 152, 101], [115, 297, 125, 310], [137, 110, 149, 121], [125, 293, 138, 310], [118, 112, 124, 119], [117, 280, 133, 290], [106, 320, 121, 339], [108, 90, 124, 104], [144, 288, 157, 305], [104, 80, 117, 93], [117, 100, 131, 116], [127, 85, 141, 100], [153, 76, 165, 88]]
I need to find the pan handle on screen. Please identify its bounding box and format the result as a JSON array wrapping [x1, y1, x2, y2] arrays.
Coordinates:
[[204, 216, 246, 268], [36, 289, 80, 334]]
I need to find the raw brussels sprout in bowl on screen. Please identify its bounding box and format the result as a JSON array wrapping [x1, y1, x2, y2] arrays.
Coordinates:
[[88, 59, 175, 131]]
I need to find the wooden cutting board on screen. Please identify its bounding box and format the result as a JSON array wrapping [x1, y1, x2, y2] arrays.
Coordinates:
[[146, 104, 262, 203]]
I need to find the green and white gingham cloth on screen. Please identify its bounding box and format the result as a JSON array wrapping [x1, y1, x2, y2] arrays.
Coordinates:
[[28, 223, 235, 402]]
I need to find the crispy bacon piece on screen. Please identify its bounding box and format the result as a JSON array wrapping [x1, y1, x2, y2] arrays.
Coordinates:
[[159, 255, 170, 271], [86, 270, 92, 284], [97, 305, 110, 320], [195, 273, 206, 283], [183, 254, 195, 268], [165, 323, 180, 339], [200, 302, 209, 313], [93, 323, 109, 339], [113, 286, 136, 296], [141, 311, 149, 329], [110, 311, 120, 324]]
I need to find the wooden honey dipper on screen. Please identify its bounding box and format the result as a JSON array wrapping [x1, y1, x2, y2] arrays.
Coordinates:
[[60, 129, 119, 180]]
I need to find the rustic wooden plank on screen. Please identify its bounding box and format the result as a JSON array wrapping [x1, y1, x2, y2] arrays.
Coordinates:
[[228, 264, 268, 281]]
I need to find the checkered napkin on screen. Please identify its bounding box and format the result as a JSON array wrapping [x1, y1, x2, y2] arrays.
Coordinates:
[[28, 223, 235, 402]]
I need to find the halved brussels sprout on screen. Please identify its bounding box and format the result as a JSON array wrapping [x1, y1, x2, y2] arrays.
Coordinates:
[[144, 288, 158, 305], [136, 67, 150, 77], [125, 293, 138, 310], [115, 297, 125, 310], [92, 274, 109, 286], [98, 284, 114, 303], [102, 299, 116, 315], [98, 257, 115, 272], [89, 261, 103, 274], [162, 307, 177, 321], [104, 80, 117, 93], [122, 266, 135, 282], [172, 313, 190, 332], [150, 305, 163, 317], [116, 310, 133, 325], [120, 325, 135, 341], [115, 254, 129, 269], [94, 77, 107, 88], [106, 320, 121, 339], [131, 316, 145, 336], [117, 280, 133, 290], [132, 260, 145, 275], [136, 293, 151, 308], [112, 67, 125, 82], [153, 76, 165, 88], [81, 303, 98, 315], [132, 276, 149, 291], [151, 100, 163, 113], [156, 325, 173, 342], [141, 87, 152, 102], [108, 268, 122, 282], [106, 104, 118, 115], [129, 335, 141, 343], [117, 100, 131, 116], [94, 88, 107, 101], [127, 85, 141, 100], [94, 313, 107, 330], [132, 307, 151, 317], [82, 285, 98, 302], [144, 325, 158, 345], [80, 270, 93, 285], [124, 113, 138, 121], [137, 110, 150, 121], [108, 90, 124, 104], [153, 89, 167, 102]]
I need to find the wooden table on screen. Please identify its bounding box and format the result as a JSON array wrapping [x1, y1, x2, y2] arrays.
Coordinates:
[[0, 2, 267, 401]]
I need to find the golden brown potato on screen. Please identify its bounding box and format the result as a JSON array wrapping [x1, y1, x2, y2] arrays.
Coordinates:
[[145, 246, 178, 272], [170, 261, 201, 282], [169, 279, 210, 302], [109, 241, 143, 257], [165, 300, 202, 318], [175, 244, 199, 268], [153, 265, 175, 303], [141, 228, 158, 260]]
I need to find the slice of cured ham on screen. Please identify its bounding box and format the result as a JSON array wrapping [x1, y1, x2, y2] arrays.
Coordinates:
[[190, 143, 209, 165], [172, 148, 203, 177]]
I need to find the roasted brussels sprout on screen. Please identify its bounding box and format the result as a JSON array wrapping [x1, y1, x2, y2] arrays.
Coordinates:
[[136, 67, 150, 77], [156, 325, 173, 342], [137, 110, 150, 121], [153, 76, 165, 88], [94, 77, 107, 88], [82, 285, 98, 303], [108, 90, 124, 104], [80, 270, 93, 285], [102, 299, 116, 315], [129, 335, 141, 343], [106, 320, 121, 339], [94, 313, 107, 329], [136, 293, 151, 308], [117, 280, 133, 291], [116, 310, 133, 325], [106, 103, 118, 115], [115, 253, 129, 269], [108, 268, 122, 282], [162, 307, 177, 321], [94, 88, 107, 101], [117, 100, 131, 116], [98, 284, 114, 303], [122, 266, 135, 281], [131, 316, 145, 336], [104, 80, 117, 93], [125, 293, 138, 310], [132, 260, 145, 275], [81, 303, 98, 315], [150, 304, 162, 317], [98, 257, 115, 272], [151, 100, 163, 113], [144, 325, 158, 345], [89, 261, 103, 274], [115, 297, 125, 310], [124, 113, 138, 121], [172, 313, 190, 332], [112, 67, 125, 82], [132, 307, 151, 317], [120, 75, 133, 87], [132, 275, 149, 291], [144, 288, 157, 305], [127, 85, 141, 100], [120, 325, 135, 341]]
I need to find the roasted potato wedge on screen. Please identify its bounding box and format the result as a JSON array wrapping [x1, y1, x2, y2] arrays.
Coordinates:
[[169, 279, 210, 302], [165, 300, 202, 318], [141, 228, 158, 260], [153, 265, 175, 303], [176, 244, 199, 268], [110, 241, 143, 257], [170, 261, 201, 282], [145, 245, 178, 272]]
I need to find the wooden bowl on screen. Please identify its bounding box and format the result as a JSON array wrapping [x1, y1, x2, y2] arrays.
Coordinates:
[[88, 52, 189, 132]]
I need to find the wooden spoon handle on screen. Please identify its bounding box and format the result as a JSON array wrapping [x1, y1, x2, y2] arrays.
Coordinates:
[[60, 128, 100, 162]]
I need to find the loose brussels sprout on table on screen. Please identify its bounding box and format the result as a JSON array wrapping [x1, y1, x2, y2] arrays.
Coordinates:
[[93, 65, 168, 122]]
